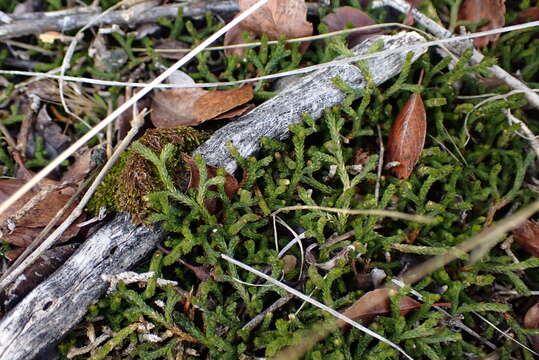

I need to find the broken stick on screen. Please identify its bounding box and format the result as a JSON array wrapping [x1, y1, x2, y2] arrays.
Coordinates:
[[195, 31, 428, 173], [0, 1, 320, 41], [0, 31, 426, 360]]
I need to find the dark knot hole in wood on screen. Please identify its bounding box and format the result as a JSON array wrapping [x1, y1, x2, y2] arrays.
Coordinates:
[[42, 300, 53, 311], [109, 246, 118, 256]]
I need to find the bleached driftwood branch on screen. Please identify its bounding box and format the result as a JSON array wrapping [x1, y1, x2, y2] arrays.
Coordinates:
[[0, 31, 426, 360], [0, 214, 166, 360], [195, 31, 427, 173]]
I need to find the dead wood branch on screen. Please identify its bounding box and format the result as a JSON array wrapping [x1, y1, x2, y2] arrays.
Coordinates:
[[0, 1, 320, 41], [0, 214, 166, 360], [195, 31, 427, 173], [0, 31, 426, 360]]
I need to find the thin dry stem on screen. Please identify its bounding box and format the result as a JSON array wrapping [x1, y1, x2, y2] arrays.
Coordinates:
[[272, 205, 433, 223], [2, 21, 538, 93], [221, 254, 413, 360]]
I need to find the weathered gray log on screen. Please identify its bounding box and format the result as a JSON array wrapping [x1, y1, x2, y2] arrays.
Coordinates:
[[0, 31, 426, 360], [195, 31, 427, 173], [0, 214, 165, 359]]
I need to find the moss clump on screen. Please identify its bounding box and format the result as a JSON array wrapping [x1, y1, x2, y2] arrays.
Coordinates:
[[87, 127, 207, 223], [86, 152, 128, 216]]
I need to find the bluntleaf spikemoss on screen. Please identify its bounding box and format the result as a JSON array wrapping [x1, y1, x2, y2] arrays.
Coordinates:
[[62, 1, 539, 359]]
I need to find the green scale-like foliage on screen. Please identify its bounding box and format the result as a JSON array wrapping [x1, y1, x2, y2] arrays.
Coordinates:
[[87, 127, 207, 223], [62, 2, 539, 360]]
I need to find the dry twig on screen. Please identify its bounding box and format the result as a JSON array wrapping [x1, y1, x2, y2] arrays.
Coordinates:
[[0, 1, 319, 41], [371, 0, 539, 110]]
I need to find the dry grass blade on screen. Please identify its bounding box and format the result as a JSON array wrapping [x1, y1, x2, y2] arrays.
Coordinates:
[[272, 205, 433, 223], [221, 254, 414, 360], [2, 21, 539, 93], [0, 0, 270, 217], [400, 199, 539, 285]]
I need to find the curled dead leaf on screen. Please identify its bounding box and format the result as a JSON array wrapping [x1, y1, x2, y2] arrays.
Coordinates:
[[458, 0, 506, 48], [338, 288, 450, 327], [386, 90, 427, 179], [151, 84, 253, 128], [225, 0, 313, 57], [512, 220, 539, 257], [322, 6, 383, 48]]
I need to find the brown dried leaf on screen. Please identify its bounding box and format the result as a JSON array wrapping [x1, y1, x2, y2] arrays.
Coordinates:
[[116, 95, 151, 142], [61, 146, 101, 184], [32, 106, 70, 161], [194, 84, 253, 122], [3, 227, 40, 248], [179, 259, 212, 281], [523, 302, 539, 352], [239, 0, 313, 41], [352, 150, 370, 165], [517, 8, 539, 23], [338, 288, 421, 327], [322, 6, 383, 48], [151, 85, 253, 128], [458, 0, 506, 48], [213, 103, 255, 120], [151, 88, 206, 128], [0, 178, 84, 248], [386, 91, 426, 179], [223, 22, 255, 57], [512, 220, 539, 257]]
